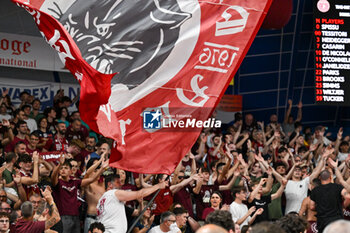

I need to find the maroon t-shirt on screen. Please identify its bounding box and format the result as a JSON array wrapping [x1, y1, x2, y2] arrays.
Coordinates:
[[53, 178, 82, 216], [5, 136, 29, 152], [65, 125, 89, 142], [14, 219, 45, 233], [202, 207, 215, 220], [19, 170, 40, 199], [215, 178, 233, 205], [194, 184, 218, 220], [152, 188, 173, 215], [25, 147, 40, 155], [44, 135, 68, 152], [173, 184, 194, 217]]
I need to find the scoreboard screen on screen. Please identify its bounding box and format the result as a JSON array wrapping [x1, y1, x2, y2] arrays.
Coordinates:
[[314, 0, 350, 105]]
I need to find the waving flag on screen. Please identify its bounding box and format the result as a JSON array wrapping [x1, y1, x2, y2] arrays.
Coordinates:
[[13, 0, 272, 174]]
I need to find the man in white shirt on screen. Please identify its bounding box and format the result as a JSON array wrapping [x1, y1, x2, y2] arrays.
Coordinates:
[[149, 212, 181, 233], [229, 187, 262, 228], [97, 175, 167, 233], [284, 148, 330, 214], [22, 105, 37, 133]]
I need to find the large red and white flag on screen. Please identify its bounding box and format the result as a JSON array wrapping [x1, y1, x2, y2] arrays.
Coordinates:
[[13, 0, 272, 174]]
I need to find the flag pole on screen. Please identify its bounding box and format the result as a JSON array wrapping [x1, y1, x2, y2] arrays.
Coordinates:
[[126, 189, 161, 233]]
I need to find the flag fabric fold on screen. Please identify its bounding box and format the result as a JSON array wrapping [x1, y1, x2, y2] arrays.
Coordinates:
[[12, 0, 272, 174]]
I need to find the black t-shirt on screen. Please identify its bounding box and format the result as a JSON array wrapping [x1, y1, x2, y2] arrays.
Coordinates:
[[310, 183, 344, 229], [125, 205, 136, 231], [248, 195, 271, 223]]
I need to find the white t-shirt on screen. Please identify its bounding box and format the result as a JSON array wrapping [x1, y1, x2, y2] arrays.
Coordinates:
[[229, 201, 251, 228], [149, 225, 181, 233], [0, 114, 11, 122], [24, 118, 37, 133], [313, 137, 331, 146], [97, 189, 127, 233], [338, 152, 349, 162], [284, 177, 310, 214]]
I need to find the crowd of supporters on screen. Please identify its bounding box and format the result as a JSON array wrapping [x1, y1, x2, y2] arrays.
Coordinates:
[[0, 89, 350, 233]]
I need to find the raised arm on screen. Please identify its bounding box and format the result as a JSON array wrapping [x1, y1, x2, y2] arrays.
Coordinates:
[[262, 168, 274, 194], [288, 131, 299, 148], [170, 174, 199, 194], [284, 99, 292, 124], [195, 134, 207, 161], [309, 147, 333, 181], [236, 133, 249, 149], [248, 208, 264, 225], [217, 148, 233, 184], [296, 101, 302, 122], [219, 170, 239, 191], [84, 156, 103, 178], [51, 154, 65, 187], [328, 158, 350, 193], [21, 152, 39, 185], [334, 127, 343, 156], [81, 159, 109, 187], [234, 206, 255, 226], [271, 179, 287, 200], [13, 174, 27, 203], [115, 181, 168, 202], [1, 120, 14, 145], [42, 186, 61, 230], [248, 179, 266, 203], [193, 172, 204, 195], [233, 123, 242, 144]]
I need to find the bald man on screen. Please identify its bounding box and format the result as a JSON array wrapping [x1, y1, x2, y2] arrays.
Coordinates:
[[323, 220, 350, 233], [196, 224, 228, 233]]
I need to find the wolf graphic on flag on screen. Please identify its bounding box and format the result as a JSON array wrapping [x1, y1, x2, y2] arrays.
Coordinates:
[[13, 0, 272, 174], [47, 0, 191, 89]]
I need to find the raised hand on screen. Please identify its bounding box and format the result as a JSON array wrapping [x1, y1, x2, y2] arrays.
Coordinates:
[[259, 178, 267, 186], [158, 180, 169, 189], [338, 127, 343, 140], [221, 204, 230, 211], [84, 154, 91, 165], [323, 146, 335, 158], [59, 153, 65, 165], [309, 144, 318, 152], [2, 89, 8, 97], [256, 208, 264, 215], [32, 151, 39, 164], [189, 152, 195, 160], [13, 174, 21, 184], [101, 159, 109, 169], [149, 215, 155, 225], [1, 120, 10, 128], [282, 178, 288, 186], [233, 168, 240, 177], [272, 140, 279, 150], [266, 166, 272, 176], [248, 206, 256, 215], [298, 101, 302, 109], [191, 173, 201, 181], [257, 121, 264, 129], [200, 133, 207, 144], [247, 140, 252, 149], [327, 158, 338, 169], [41, 186, 53, 202], [274, 131, 280, 138]]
